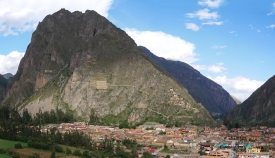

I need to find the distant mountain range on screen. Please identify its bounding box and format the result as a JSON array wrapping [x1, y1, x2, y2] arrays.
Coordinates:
[[3, 73, 13, 79], [141, 46, 237, 116], [226, 75, 275, 126]]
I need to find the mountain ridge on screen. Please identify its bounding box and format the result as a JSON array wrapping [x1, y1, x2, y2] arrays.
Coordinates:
[[3, 73, 13, 79], [140, 46, 237, 116], [226, 75, 275, 126]]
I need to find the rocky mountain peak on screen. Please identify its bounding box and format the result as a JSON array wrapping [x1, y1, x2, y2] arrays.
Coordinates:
[[3, 9, 135, 106]]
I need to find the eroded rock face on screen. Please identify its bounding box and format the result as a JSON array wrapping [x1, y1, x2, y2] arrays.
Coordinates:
[[1, 9, 215, 125], [226, 75, 275, 125]]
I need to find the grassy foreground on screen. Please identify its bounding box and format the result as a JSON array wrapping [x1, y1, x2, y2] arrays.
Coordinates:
[[0, 139, 81, 158], [0, 139, 28, 149]]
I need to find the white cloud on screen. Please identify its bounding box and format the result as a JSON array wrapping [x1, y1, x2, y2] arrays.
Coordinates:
[[125, 28, 199, 64], [0, 0, 113, 36], [0, 51, 24, 74], [212, 45, 227, 49], [266, 24, 275, 28], [257, 29, 261, 32], [185, 23, 200, 31], [249, 24, 253, 29], [192, 63, 226, 73], [207, 63, 226, 73], [192, 64, 206, 71], [267, 11, 275, 16], [186, 8, 219, 20], [208, 75, 264, 101], [229, 31, 235, 34], [198, 0, 223, 8], [202, 21, 223, 25], [216, 52, 224, 55]]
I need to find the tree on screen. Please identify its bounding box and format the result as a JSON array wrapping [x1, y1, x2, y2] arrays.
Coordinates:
[[164, 144, 168, 150], [89, 108, 99, 125], [22, 109, 32, 124], [119, 120, 129, 129], [175, 120, 182, 127], [141, 151, 154, 158], [131, 144, 138, 158], [14, 143, 22, 149], [116, 150, 131, 158], [166, 155, 171, 158]]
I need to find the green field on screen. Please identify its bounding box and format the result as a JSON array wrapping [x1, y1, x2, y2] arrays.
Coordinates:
[[0, 154, 11, 158], [0, 139, 28, 149]]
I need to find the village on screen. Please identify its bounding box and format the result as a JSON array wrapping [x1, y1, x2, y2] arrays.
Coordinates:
[[40, 122, 275, 158]]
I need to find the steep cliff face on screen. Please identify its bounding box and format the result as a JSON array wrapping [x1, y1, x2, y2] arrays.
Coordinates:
[[140, 47, 237, 116], [3, 9, 132, 107], [226, 75, 275, 125], [1, 9, 215, 125]]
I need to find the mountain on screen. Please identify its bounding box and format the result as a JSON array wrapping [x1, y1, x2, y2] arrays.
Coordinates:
[[3, 73, 13, 79], [230, 95, 241, 105], [140, 46, 237, 116], [1, 9, 215, 126], [0, 74, 7, 102], [226, 75, 275, 126]]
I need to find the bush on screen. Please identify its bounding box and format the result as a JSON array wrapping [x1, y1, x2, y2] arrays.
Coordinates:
[[73, 149, 82, 156], [83, 150, 91, 158], [198, 150, 207, 155], [8, 151, 20, 158], [31, 153, 40, 158], [14, 143, 23, 149], [54, 145, 63, 153], [66, 147, 72, 155]]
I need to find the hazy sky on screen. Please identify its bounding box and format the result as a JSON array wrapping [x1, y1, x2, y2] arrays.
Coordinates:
[[0, 0, 274, 102]]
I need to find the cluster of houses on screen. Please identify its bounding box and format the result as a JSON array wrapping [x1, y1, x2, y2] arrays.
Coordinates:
[[40, 122, 275, 158]]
